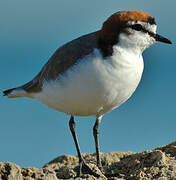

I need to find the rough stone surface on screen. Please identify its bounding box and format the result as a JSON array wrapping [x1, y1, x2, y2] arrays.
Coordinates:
[[1, 142, 176, 180]]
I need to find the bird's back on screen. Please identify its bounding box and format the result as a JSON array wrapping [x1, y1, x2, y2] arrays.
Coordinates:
[[39, 31, 99, 82]]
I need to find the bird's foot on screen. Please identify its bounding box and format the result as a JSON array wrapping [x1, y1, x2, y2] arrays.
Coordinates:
[[97, 164, 105, 174], [76, 160, 102, 178]]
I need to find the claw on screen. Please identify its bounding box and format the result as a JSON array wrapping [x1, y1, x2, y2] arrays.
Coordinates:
[[98, 164, 104, 174], [77, 160, 100, 177]]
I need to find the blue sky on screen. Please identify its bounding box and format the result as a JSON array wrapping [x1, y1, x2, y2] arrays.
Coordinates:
[[0, 0, 175, 168]]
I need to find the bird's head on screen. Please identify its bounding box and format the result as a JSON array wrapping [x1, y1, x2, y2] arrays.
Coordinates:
[[98, 10, 172, 56]]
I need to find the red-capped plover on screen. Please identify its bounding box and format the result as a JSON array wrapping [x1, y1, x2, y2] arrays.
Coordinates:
[[3, 10, 171, 175]]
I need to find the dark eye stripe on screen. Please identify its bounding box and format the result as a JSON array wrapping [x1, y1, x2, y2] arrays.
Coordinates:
[[125, 23, 157, 40], [127, 24, 149, 34], [131, 24, 143, 31], [127, 23, 159, 41]]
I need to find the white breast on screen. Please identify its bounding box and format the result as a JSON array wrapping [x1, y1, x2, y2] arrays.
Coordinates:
[[34, 47, 144, 117]]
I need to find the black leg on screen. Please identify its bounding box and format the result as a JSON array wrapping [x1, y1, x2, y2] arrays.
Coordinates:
[[69, 115, 101, 177], [69, 116, 84, 175], [93, 116, 102, 169]]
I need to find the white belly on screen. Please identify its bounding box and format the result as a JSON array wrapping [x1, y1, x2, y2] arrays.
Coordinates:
[[34, 49, 144, 117]]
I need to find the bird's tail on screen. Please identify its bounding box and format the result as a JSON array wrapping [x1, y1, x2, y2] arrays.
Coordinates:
[[3, 87, 27, 98], [3, 77, 41, 98]]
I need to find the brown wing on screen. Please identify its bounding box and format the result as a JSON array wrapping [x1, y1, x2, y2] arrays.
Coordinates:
[[21, 31, 99, 93], [5, 10, 154, 95]]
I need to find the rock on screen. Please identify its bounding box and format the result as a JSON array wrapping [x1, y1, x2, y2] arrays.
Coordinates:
[[0, 162, 23, 180], [1, 142, 176, 179]]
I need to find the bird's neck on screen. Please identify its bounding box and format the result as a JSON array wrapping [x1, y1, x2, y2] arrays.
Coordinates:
[[117, 32, 151, 56]]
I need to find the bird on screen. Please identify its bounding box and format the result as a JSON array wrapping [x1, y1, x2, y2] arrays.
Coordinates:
[[3, 10, 171, 176]]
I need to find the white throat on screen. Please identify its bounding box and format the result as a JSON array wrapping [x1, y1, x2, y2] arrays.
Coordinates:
[[118, 32, 153, 55]]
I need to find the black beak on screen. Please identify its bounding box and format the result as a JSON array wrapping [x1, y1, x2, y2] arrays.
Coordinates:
[[153, 33, 172, 44]]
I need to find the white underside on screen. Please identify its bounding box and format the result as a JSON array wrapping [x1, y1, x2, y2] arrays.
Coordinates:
[[33, 45, 144, 117]]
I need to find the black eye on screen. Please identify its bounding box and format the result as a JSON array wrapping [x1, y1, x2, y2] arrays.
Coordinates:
[[131, 24, 143, 31]]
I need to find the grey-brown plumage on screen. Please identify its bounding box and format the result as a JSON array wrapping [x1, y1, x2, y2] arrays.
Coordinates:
[[3, 31, 99, 95], [3, 10, 155, 97]]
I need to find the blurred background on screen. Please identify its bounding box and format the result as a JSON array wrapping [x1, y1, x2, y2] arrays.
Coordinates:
[[0, 0, 175, 168]]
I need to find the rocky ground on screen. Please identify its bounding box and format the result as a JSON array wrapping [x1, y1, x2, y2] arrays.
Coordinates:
[[1, 142, 176, 180]]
